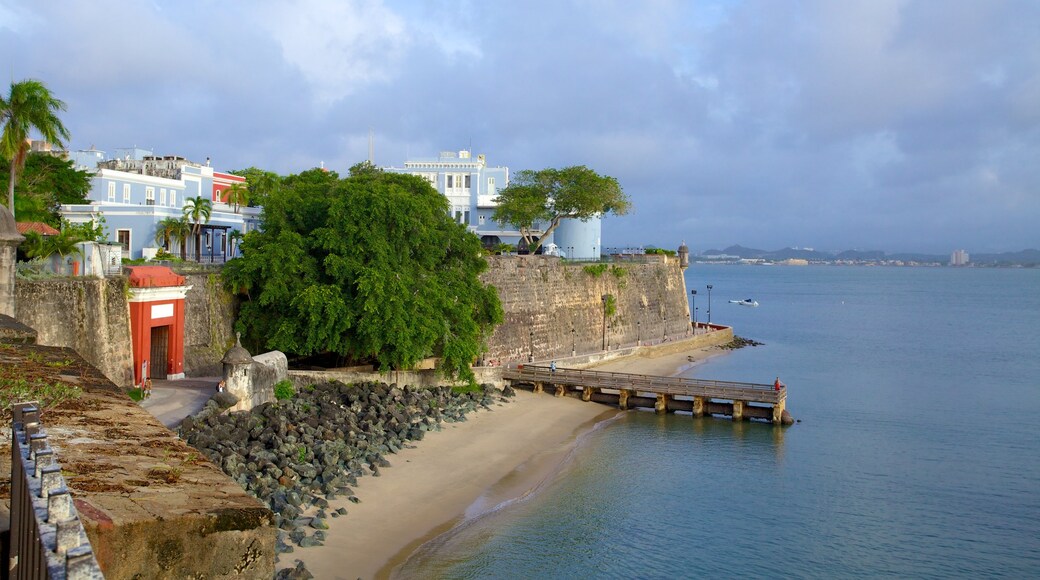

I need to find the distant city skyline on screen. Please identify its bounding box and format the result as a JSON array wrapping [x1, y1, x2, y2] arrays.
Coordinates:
[[3, 0, 1038, 254]]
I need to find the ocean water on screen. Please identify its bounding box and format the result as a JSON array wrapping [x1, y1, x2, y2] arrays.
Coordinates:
[[398, 265, 1040, 578]]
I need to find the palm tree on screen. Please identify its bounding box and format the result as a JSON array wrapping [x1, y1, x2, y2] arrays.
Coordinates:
[[153, 217, 181, 251], [183, 195, 213, 261], [169, 216, 192, 260], [224, 182, 249, 213], [1, 80, 70, 218]]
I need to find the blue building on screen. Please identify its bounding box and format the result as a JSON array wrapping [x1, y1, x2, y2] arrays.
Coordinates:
[[60, 148, 261, 261], [383, 150, 601, 259]]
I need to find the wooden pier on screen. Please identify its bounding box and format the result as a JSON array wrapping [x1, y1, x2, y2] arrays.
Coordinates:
[[503, 365, 791, 425]]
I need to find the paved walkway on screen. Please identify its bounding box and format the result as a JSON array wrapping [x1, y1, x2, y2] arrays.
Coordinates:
[[139, 376, 221, 428]]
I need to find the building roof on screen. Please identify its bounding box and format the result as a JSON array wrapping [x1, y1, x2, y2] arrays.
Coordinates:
[[15, 221, 61, 236], [126, 266, 187, 288]]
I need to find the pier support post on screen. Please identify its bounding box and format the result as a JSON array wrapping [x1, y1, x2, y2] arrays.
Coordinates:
[[554, 384, 566, 397], [732, 400, 745, 421], [655, 394, 667, 414], [692, 396, 706, 417], [582, 387, 592, 402], [772, 398, 786, 425], [618, 389, 631, 410], [534, 382, 543, 394]]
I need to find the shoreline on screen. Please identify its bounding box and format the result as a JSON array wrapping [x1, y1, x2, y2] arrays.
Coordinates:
[[285, 343, 725, 579]]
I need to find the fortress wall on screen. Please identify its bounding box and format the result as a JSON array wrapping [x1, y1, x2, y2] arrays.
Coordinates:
[[182, 272, 237, 377], [15, 277, 135, 387], [480, 255, 693, 364]]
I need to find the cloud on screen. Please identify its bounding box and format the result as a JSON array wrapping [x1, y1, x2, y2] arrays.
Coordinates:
[[1, 0, 1038, 253]]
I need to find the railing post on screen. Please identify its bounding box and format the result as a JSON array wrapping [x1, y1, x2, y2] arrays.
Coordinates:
[[732, 400, 745, 421]]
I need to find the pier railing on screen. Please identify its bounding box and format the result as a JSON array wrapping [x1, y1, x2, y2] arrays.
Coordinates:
[[504, 365, 785, 404], [9, 403, 104, 580]]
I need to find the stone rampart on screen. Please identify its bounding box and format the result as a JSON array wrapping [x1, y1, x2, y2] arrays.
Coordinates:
[[0, 342, 275, 579], [15, 277, 135, 388], [480, 255, 693, 364], [183, 272, 237, 376]]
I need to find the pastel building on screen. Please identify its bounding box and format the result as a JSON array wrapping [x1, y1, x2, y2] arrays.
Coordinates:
[[60, 148, 261, 261], [382, 150, 602, 259]]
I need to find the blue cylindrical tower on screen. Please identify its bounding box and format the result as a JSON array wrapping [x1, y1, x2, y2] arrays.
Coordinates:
[[552, 217, 601, 260]]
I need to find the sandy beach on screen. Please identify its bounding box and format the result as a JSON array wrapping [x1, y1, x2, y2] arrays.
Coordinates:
[[285, 343, 723, 579]]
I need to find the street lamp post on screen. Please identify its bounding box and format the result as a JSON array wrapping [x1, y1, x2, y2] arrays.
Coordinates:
[[691, 289, 697, 335], [706, 284, 713, 324], [571, 326, 576, 356], [663, 315, 668, 342], [601, 295, 608, 351], [529, 330, 534, 362], [637, 320, 641, 346]]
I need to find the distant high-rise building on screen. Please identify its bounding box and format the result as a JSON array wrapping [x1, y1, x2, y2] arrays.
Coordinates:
[[950, 250, 970, 266]]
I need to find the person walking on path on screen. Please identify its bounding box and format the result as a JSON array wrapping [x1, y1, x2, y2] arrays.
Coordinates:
[[217, 379, 226, 393], [143, 378, 153, 399], [550, 361, 557, 373]]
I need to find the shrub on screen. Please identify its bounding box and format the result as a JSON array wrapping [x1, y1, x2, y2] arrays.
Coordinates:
[[645, 248, 676, 256], [274, 379, 295, 400], [583, 263, 609, 277]]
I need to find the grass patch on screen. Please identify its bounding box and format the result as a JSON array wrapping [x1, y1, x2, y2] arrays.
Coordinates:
[[127, 387, 145, 402], [0, 377, 83, 417], [274, 379, 295, 400]]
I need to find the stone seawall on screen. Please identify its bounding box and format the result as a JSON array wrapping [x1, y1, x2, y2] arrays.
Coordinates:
[[480, 256, 692, 364], [15, 277, 134, 387]]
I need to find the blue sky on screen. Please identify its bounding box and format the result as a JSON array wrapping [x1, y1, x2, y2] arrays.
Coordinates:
[[2, 0, 1038, 254]]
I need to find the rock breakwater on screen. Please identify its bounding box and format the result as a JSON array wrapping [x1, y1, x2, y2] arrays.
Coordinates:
[[179, 380, 516, 560]]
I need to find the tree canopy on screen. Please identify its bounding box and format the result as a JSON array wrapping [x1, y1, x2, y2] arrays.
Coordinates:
[[1, 79, 70, 218], [492, 165, 630, 253], [0, 153, 91, 225], [222, 162, 503, 382]]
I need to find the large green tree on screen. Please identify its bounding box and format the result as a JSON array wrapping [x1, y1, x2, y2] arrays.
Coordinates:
[[223, 162, 503, 382], [0, 153, 91, 225], [493, 165, 630, 253], [1, 80, 71, 218], [229, 166, 280, 207]]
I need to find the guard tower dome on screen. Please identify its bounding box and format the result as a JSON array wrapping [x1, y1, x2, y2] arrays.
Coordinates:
[[221, 332, 254, 365], [677, 241, 689, 270]]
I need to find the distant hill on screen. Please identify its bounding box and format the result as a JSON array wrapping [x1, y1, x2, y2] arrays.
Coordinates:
[[695, 246, 1040, 266], [971, 249, 1040, 266]]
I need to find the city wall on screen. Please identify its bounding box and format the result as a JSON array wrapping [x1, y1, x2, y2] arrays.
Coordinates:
[[480, 255, 693, 364], [15, 277, 135, 388], [14, 272, 236, 388]]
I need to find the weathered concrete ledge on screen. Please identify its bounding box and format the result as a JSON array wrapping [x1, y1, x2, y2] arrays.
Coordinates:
[[0, 342, 275, 579], [288, 366, 506, 391]]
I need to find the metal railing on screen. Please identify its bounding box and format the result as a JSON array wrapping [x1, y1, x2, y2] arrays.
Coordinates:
[[504, 365, 785, 404], [9, 403, 104, 580]]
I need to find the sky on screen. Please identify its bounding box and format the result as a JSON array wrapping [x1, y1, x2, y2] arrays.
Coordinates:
[[2, 0, 1038, 254]]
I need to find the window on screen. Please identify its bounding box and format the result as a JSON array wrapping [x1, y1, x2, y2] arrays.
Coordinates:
[[122, 184, 131, 203], [107, 182, 115, 202], [160, 188, 167, 206], [488, 177, 496, 196], [454, 210, 463, 223], [447, 175, 454, 188], [169, 191, 176, 207], [145, 187, 155, 205], [464, 210, 470, 224], [464, 175, 471, 188], [117, 229, 131, 254], [478, 214, 486, 225]]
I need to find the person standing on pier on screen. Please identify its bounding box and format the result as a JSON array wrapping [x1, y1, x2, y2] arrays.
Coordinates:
[[774, 377, 783, 391]]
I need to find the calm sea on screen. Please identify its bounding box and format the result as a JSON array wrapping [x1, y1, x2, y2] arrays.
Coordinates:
[[398, 265, 1040, 579]]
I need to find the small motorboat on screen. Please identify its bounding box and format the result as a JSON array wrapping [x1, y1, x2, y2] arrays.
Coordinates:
[[729, 298, 759, 307]]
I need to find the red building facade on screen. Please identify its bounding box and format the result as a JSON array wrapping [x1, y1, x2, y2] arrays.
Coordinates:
[[126, 266, 191, 384]]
